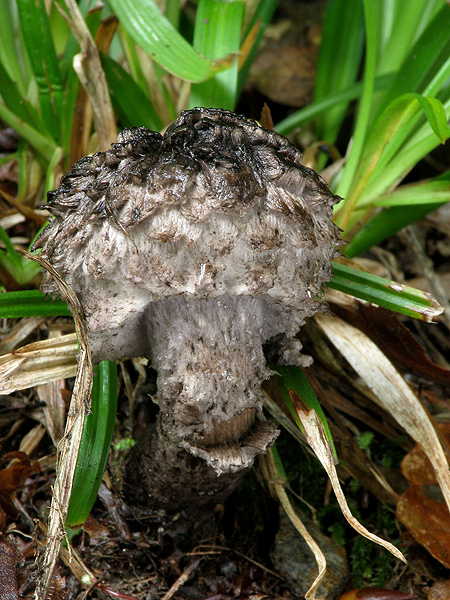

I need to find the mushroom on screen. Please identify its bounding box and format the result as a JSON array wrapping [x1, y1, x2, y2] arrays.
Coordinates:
[[36, 108, 340, 516]]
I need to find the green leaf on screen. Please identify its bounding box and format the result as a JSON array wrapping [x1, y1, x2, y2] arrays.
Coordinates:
[[107, 0, 228, 82], [101, 53, 163, 131], [368, 179, 450, 208], [374, 4, 450, 118], [16, 0, 63, 141], [66, 361, 118, 528], [0, 227, 42, 286], [414, 95, 449, 143], [328, 262, 443, 322], [348, 94, 450, 212], [343, 203, 444, 260], [0, 102, 58, 163], [336, 93, 450, 228], [0, 61, 43, 129], [0, 2, 27, 95], [0, 290, 70, 318], [334, 0, 379, 203], [313, 0, 364, 143], [189, 0, 245, 110], [275, 74, 394, 136], [273, 365, 337, 461]]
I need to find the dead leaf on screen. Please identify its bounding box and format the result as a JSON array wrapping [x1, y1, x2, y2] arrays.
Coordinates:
[[0, 333, 78, 394], [396, 484, 450, 569], [290, 391, 406, 563], [314, 313, 450, 516], [400, 424, 450, 486], [424, 579, 450, 600], [260, 448, 327, 600], [0, 451, 40, 525], [328, 300, 450, 388]]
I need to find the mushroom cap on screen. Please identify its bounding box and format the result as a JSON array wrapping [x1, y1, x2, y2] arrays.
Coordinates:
[[36, 108, 341, 361]]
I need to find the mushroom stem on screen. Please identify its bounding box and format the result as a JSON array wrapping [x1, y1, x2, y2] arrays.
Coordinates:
[[125, 295, 279, 513]]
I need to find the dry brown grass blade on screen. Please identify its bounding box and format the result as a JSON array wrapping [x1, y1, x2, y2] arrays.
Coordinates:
[[315, 312, 450, 516], [0, 316, 45, 355], [0, 334, 77, 394], [260, 449, 327, 600], [62, 0, 116, 151], [290, 391, 407, 564], [18, 252, 93, 600]]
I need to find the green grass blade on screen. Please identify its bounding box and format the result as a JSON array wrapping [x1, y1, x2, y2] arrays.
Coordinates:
[[0, 2, 27, 95], [102, 54, 163, 131], [117, 26, 149, 94], [189, 0, 245, 110], [361, 178, 450, 209], [0, 290, 70, 318], [375, 4, 450, 118], [0, 227, 43, 286], [66, 361, 118, 528], [328, 262, 443, 322], [0, 59, 42, 129], [335, 0, 378, 202], [165, 0, 181, 29], [357, 95, 450, 205], [107, 0, 229, 82], [375, 0, 439, 78], [0, 102, 58, 163], [336, 94, 449, 227], [275, 74, 394, 136], [274, 365, 337, 460], [343, 203, 444, 260], [313, 0, 364, 143], [16, 0, 63, 141]]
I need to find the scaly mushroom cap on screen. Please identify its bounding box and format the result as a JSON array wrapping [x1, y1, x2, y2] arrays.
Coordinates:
[[36, 108, 341, 363]]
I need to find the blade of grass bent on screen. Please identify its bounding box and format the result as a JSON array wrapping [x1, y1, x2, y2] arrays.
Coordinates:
[[290, 379, 406, 563], [107, 0, 230, 82], [374, 4, 450, 119], [336, 94, 449, 228], [275, 74, 393, 136], [274, 365, 337, 460]]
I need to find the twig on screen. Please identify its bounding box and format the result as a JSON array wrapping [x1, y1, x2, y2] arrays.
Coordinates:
[[160, 559, 201, 600]]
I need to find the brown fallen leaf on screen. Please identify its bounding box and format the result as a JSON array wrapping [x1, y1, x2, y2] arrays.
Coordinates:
[[339, 588, 415, 599], [401, 424, 450, 486], [0, 451, 40, 527], [423, 579, 450, 600], [396, 484, 450, 569]]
